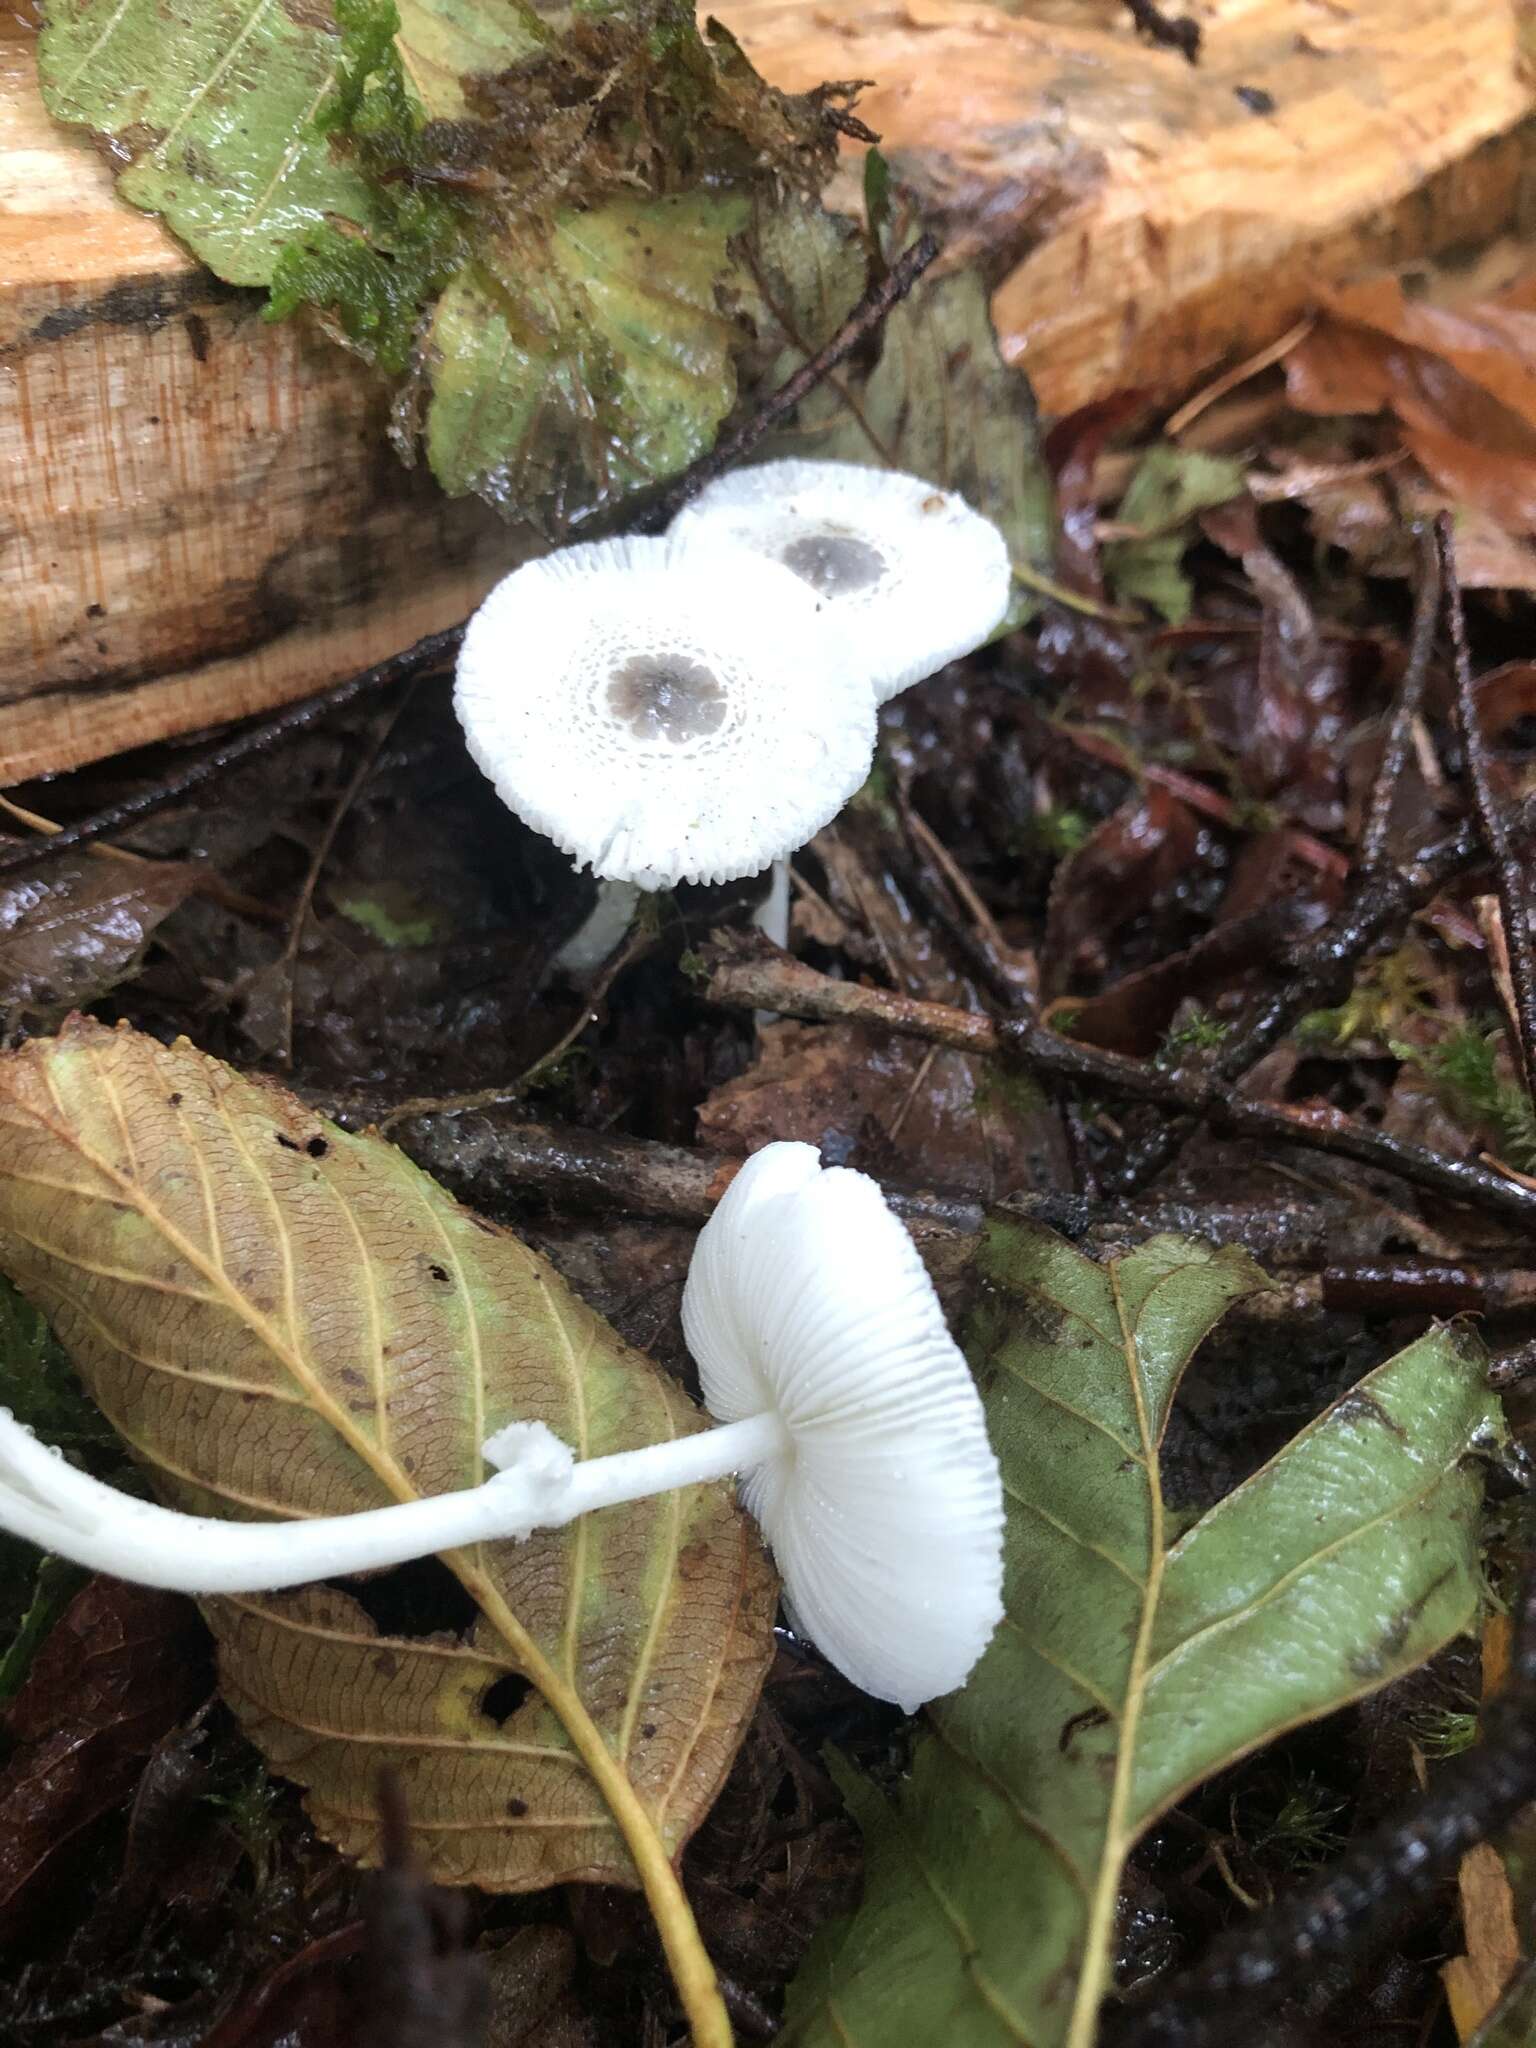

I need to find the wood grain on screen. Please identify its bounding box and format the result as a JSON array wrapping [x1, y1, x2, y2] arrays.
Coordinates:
[[723, 0, 1536, 415], [0, 19, 516, 782]]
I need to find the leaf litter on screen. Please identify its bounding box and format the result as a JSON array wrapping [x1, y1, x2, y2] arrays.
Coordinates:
[[12, 170, 1536, 2048]]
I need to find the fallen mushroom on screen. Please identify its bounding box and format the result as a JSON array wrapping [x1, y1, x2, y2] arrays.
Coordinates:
[[669, 458, 1013, 705], [0, 1144, 1004, 1710]]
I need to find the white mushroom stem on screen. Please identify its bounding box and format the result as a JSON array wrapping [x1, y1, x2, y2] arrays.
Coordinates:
[[751, 857, 791, 950], [0, 1407, 789, 1596], [553, 879, 644, 980]]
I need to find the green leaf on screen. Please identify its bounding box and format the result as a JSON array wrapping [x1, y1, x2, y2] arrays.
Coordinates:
[[750, 219, 1054, 625], [37, 0, 542, 285], [425, 190, 748, 511], [785, 1225, 1503, 2048], [1471, 1957, 1536, 2046], [1104, 446, 1247, 623]]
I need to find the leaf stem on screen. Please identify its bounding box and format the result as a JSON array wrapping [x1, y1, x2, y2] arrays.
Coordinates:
[[1067, 1266, 1167, 2048], [459, 1565, 735, 2048]]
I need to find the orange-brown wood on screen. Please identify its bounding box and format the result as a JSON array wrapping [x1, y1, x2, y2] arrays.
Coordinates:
[[0, 21, 515, 783]]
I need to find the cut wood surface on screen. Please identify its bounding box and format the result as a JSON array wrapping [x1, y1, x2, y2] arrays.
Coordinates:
[[3, 0, 1536, 779], [0, 18, 515, 783], [723, 0, 1536, 414]]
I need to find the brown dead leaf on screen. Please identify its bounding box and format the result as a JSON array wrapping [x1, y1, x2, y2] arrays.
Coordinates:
[[1043, 785, 1200, 997], [1444, 1843, 1523, 2037], [1285, 278, 1536, 533], [0, 1020, 776, 1896], [0, 848, 193, 1025], [0, 1577, 206, 1941]]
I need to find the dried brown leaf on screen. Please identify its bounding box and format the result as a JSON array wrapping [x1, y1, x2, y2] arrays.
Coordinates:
[[0, 1020, 776, 1896]]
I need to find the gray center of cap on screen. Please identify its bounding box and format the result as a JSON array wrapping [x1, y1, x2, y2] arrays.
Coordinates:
[[607, 654, 728, 744], [780, 531, 887, 598]]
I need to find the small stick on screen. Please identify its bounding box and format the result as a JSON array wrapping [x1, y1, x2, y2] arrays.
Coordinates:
[[275, 694, 407, 1066], [700, 937, 1536, 1229], [1359, 523, 1441, 872], [1439, 513, 1536, 1102], [637, 233, 940, 533], [0, 627, 462, 883], [0, 237, 944, 884]]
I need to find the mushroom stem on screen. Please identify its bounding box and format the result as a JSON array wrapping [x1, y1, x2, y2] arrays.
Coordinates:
[[752, 857, 791, 949], [0, 1406, 789, 1596], [553, 879, 644, 980]]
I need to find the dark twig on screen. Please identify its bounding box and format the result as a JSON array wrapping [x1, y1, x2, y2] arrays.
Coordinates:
[[1117, 1560, 1536, 2048], [699, 935, 1536, 1229], [1439, 513, 1536, 1102], [0, 235, 942, 883], [0, 627, 462, 883], [1122, 0, 1201, 63], [1359, 523, 1440, 872], [1109, 796, 1536, 1194]]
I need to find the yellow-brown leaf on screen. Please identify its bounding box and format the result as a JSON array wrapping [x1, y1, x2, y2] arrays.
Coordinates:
[[0, 1018, 776, 1889]]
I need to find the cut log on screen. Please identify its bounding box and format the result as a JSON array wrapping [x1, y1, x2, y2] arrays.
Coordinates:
[[0, 20, 514, 783], [724, 0, 1536, 417], [3, 0, 1535, 780]]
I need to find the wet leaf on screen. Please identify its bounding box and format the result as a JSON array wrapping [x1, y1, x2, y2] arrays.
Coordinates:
[[784, 1228, 1503, 2048], [755, 220, 1053, 619], [0, 1019, 777, 1892], [38, 0, 388, 285], [1104, 447, 1246, 623], [0, 1577, 207, 1939], [1042, 785, 1199, 997], [0, 849, 194, 1027], [1284, 281, 1536, 536], [425, 192, 748, 514]]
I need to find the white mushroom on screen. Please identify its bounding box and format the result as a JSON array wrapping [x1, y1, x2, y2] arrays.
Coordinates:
[[454, 534, 875, 892], [669, 458, 1013, 705], [0, 1146, 1003, 1711]]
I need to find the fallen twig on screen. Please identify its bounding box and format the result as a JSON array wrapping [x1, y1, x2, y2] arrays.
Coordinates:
[[1359, 522, 1440, 872], [1439, 513, 1536, 1102], [699, 934, 1536, 1229]]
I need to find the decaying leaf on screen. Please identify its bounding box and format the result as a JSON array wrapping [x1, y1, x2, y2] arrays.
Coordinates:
[[0, 847, 194, 1027], [1103, 446, 1247, 623], [0, 1019, 777, 1892], [425, 192, 748, 514], [1284, 278, 1536, 536], [0, 1577, 207, 1938], [37, 0, 856, 517], [751, 217, 1054, 612], [784, 1226, 1503, 2048]]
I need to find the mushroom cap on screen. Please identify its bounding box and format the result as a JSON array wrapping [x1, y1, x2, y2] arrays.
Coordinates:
[[682, 1141, 1004, 1711], [454, 535, 876, 889], [669, 459, 1012, 704]]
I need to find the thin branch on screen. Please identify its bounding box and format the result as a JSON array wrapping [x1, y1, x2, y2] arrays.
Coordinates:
[[1439, 512, 1536, 1101], [275, 694, 407, 1067], [1108, 797, 1536, 1194], [1359, 523, 1440, 872], [699, 934, 1536, 1230], [0, 237, 943, 884], [0, 627, 462, 883]]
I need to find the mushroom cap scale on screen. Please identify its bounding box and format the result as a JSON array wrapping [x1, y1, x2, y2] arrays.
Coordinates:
[[682, 1142, 1005, 1712], [453, 535, 876, 889], [669, 459, 1013, 704]]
